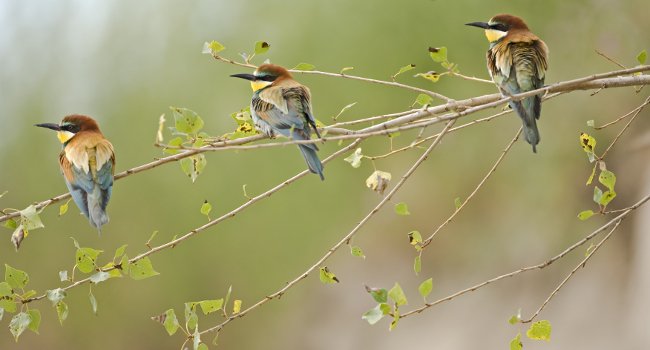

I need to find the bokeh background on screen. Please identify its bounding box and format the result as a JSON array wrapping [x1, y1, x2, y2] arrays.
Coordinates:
[[1, 0, 649, 349]]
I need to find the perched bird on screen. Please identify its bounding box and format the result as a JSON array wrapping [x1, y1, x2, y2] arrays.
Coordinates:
[[466, 14, 549, 152], [231, 64, 324, 180], [36, 115, 115, 231]]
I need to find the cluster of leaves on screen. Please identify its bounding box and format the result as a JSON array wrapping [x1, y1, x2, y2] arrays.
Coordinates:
[[2, 205, 45, 250], [344, 148, 394, 196], [0, 240, 159, 342], [508, 312, 552, 349], [577, 133, 617, 220], [362, 279, 432, 331], [162, 107, 210, 183], [152, 286, 242, 350]]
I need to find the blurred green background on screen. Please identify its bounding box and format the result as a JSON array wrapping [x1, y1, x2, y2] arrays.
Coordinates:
[[1, 0, 649, 349]]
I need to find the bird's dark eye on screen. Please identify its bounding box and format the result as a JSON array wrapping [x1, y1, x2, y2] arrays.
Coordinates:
[[257, 75, 277, 82], [490, 23, 509, 32], [61, 124, 80, 133]]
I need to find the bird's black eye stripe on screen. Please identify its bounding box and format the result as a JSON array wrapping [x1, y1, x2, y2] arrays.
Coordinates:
[[61, 124, 80, 133], [256, 75, 277, 82], [490, 23, 509, 32]]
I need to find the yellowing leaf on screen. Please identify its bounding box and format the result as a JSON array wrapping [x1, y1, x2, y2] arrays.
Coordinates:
[[637, 49, 647, 65], [418, 278, 433, 300], [526, 320, 551, 341], [254, 41, 270, 55], [395, 202, 410, 216], [233, 299, 242, 314], [319, 266, 339, 284], [202, 41, 225, 55], [344, 148, 363, 168], [365, 170, 391, 194], [392, 64, 416, 80], [415, 72, 441, 83], [578, 210, 595, 221], [292, 62, 315, 71], [429, 46, 448, 63]]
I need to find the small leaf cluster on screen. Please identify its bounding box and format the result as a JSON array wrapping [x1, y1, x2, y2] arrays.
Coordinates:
[[362, 279, 432, 330], [153, 286, 242, 349], [577, 133, 618, 220], [508, 313, 552, 349], [1, 265, 40, 341], [3, 205, 45, 250]]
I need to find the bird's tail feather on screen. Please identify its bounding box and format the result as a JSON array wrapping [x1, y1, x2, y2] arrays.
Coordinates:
[[298, 144, 324, 180], [87, 185, 109, 232], [511, 97, 541, 153]]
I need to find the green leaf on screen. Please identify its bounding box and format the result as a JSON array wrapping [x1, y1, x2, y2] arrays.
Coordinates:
[[413, 93, 433, 107], [75, 247, 102, 274], [56, 301, 68, 325], [233, 299, 242, 314], [586, 162, 597, 185], [292, 62, 315, 71], [200, 201, 212, 218], [198, 299, 224, 315], [508, 309, 521, 324], [389, 308, 400, 331], [578, 210, 595, 221], [171, 107, 204, 135], [4, 218, 17, 230], [90, 271, 111, 284], [593, 186, 603, 204], [46, 288, 66, 306], [59, 200, 69, 216], [600, 190, 616, 206], [339, 66, 354, 74], [224, 285, 232, 310], [180, 154, 207, 183], [392, 64, 416, 80], [202, 41, 225, 55], [319, 266, 339, 284], [332, 102, 357, 120], [429, 47, 448, 63], [350, 245, 365, 259], [254, 41, 270, 55], [637, 49, 647, 65], [129, 257, 159, 280], [9, 312, 31, 341], [454, 197, 462, 210], [413, 255, 421, 274], [362, 304, 385, 325], [418, 278, 433, 300], [0, 282, 16, 313], [26, 309, 40, 334], [20, 205, 44, 231], [408, 231, 422, 245], [510, 333, 522, 350], [5, 264, 29, 289], [184, 302, 198, 331], [21, 290, 36, 299], [89, 290, 98, 315], [365, 170, 391, 195], [344, 148, 363, 168], [579, 132, 597, 155], [395, 202, 410, 216], [197, 343, 208, 350], [164, 136, 184, 155], [113, 244, 128, 261], [598, 169, 616, 191], [388, 283, 407, 307], [415, 72, 441, 83], [164, 309, 180, 336], [365, 286, 388, 303], [526, 320, 551, 341]]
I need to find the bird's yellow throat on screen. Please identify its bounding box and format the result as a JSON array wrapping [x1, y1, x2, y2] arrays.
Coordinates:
[[484, 29, 507, 43], [250, 80, 272, 92], [57, 130, 75, 143]]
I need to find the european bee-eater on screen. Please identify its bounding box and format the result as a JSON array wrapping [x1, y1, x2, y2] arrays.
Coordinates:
[[466, 14, 549, 153], [36, 115, 115, 231], [231, 64, 324, 180]]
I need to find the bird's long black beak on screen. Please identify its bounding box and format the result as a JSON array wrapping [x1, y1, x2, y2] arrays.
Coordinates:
[[34, 123, 61, 131], [230, 73, 257, 81], [465, 22, 490, 29]]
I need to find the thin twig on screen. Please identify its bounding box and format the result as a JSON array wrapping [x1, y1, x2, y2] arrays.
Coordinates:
[[594, 95, 650, 130], [595, 50, 627, 69], [199, 120, 457, 337], [211, 54, 452, 102], [521, 219, 622, 323], [421, 127, 522, 249], [400, 193, 650, 318], [600, 95, 650, 159]]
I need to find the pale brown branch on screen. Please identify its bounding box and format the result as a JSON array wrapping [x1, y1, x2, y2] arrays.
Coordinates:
[[595, 95, 650, 130], [600, 95, 650, 159]]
